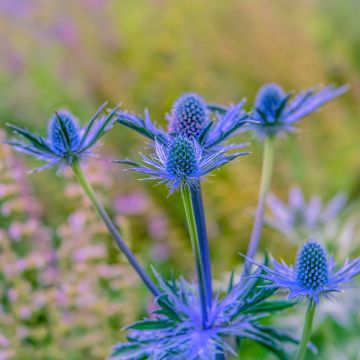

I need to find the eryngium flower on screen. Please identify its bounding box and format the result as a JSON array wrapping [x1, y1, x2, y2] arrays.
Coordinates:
[[4, 104, 117, 173], [266, 187, 347, 243], [110, 270, 295, 360], [115, 135, 248, 193], [250, 83, 348, 138], [251, 239, 360, 303], [116, 92, 249, 151], [168, 93, 208, 138]]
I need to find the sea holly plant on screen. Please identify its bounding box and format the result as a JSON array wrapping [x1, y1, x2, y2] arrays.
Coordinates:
[[116, 92, 251, 317], [2, 85, 357, 359], [241, 83, 348, 276], [249, 239, 360, 360], [115, 134, 249, 328]]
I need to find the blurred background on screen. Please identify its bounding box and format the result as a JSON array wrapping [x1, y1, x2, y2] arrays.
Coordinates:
[[0, 0, 360, 359]]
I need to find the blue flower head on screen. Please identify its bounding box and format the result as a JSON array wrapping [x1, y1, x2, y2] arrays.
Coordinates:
[[110, 269, 296, 360], [250, 83, 348, 138], [4, 103, 118, 173], [168, 93, 209, 138], [251, 239, 360, 303], [165, 136, 198, 179], [116, 92, 250, 152], [115, 135, 248, 194], [48, 110, 81, 154], [296, 241, 329, 291]]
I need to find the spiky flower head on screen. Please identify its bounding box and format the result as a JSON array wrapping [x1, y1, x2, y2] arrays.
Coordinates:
[[250, 83, 348, 138], [250, 239, 360, 303], [4, 103, 118, 173], [266, 187, 348, 243], [116, 92, 249, 152], [165, 136, 198, 179], [296, 240, 329, 291], [48, 110, 81, 154], [115, 135, 248, 194], [110, 270, 296, 360], [168, 93, 209, 138]]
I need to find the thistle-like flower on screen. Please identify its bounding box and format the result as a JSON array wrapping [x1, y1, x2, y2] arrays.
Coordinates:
[[250, 83, 348, 138], [110, 270, 295, 360], [168, 93, 209, 138], [116, 92, 249, 151], [251, 239, 360, 303], [115, 135, 248, 194], [4, 104, 117, 173], [266, 187, 348, 243]]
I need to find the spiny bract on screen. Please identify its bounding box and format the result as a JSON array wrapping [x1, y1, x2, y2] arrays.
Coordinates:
[[249, 238, 360, 303], [115, 135, 249, 194], [4, 103, 118, 173], [250, 83, 348, 138]]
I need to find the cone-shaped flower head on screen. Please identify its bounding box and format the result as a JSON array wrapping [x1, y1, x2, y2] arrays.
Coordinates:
[[4, 103, 118, 173], [168, 93, 209, 138], [116, 92, 249, 151], [249, 239, 360, 303], [296, 241, 329, 291], [250, 83, 348, 138], [165, 136, 198, 179], [49, 110, 81, 154], [115, 135, 248, 194]]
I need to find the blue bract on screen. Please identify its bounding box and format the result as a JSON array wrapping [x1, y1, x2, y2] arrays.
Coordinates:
[[250, 83, 348, 138], [110, 270, 296, 360], [115, 135, 249, 194], [251, 239, 360, 303], [116, 92, 250, 151], [4, 103, 118, 173]]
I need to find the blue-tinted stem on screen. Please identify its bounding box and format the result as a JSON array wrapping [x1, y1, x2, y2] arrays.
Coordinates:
[[181, 185, 209, 328], [243, 136, 274, 276], [296, 300, 316, 360], [72, 160, 159, 297], [190, 183, 213, 306]]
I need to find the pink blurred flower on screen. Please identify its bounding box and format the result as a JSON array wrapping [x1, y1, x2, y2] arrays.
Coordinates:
[[114, 191, 149, 215]]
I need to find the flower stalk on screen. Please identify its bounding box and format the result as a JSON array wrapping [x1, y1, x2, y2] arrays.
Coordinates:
[[72, 159, 159, 297], [190, 183, 212, 306], [243, 136, 275, 276], [296, 300, 316, 360], [181, 185, 209, 328]]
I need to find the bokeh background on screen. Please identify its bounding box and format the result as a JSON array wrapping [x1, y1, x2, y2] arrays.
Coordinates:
[[0, 0, 360, 359]]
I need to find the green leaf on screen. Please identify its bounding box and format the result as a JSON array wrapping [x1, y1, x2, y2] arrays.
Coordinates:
[[126, 319, 174, 331]]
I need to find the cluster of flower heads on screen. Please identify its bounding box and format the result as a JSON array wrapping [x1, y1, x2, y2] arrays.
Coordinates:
[[110, 269, 296, 360], [4, 104, 118, 173], [2, 83, 352, 359], [250, 239, 360, 303], [4, 83, 347, 184]]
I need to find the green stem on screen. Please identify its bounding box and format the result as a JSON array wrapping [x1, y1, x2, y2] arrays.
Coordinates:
[[243, 136, 275, 276], [72, 160, 159, 297], [296, 300, 316, 360], [181, 185, 208, 328]]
